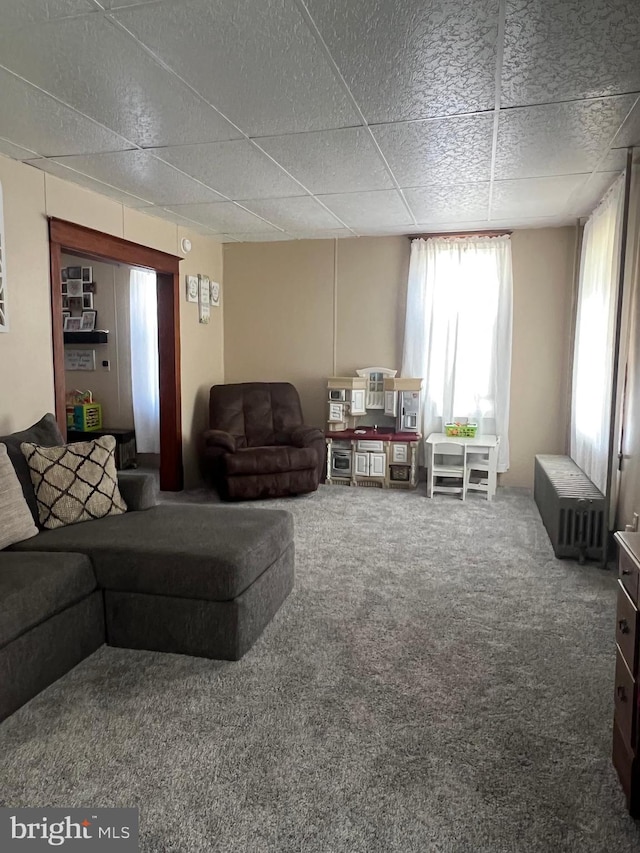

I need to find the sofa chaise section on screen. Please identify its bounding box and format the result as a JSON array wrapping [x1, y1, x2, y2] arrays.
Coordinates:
[[0, 552, 104, 722], [11, 505, 295, 661]]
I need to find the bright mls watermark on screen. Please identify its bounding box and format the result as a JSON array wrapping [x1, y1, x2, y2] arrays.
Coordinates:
[[0, 809, 138, 850]]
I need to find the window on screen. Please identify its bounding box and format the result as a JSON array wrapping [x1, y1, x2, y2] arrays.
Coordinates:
[[402, 236, 513, 471]]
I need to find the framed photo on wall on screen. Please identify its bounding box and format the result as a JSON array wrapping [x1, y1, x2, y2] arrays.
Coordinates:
[[81, 267, 93, 283], [186, 275, 199, 303], [210, 281, 221, 307], [198, 274, 210, 306], [82, 293, 94, 309], [66, 279, 83, 297]]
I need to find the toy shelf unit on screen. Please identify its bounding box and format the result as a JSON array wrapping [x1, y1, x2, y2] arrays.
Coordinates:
[[325, 368, 422, 490]]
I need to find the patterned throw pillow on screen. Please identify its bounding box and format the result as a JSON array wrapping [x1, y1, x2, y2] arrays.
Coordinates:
[[21, 436, 127, 530]]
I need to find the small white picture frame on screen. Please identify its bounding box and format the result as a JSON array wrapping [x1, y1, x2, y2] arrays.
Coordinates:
[[80, 310, 97, 331], [64, 316, 82, 332], [186, 274, 199, 303], [82, 292, 94, 309], [81, 266, 93, 283], [210, 280, 221, 307]]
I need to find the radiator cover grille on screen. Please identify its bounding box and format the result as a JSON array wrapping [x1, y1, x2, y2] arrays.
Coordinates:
[[534, 455, 605, 561]]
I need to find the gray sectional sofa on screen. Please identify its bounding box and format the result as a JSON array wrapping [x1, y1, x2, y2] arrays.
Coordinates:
[[0, 416, 295, 723]]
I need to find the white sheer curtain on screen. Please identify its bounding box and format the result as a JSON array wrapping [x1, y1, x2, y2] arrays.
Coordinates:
[[402, 236, 513, 471], [129, 268, 160, 454], [570, 174, 625, 494]]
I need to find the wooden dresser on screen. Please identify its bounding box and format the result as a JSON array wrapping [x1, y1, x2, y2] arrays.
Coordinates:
[[613, 531, 640, 815]]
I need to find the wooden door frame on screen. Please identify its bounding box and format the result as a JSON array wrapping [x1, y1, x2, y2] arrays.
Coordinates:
[[48, 217, 183, 491]]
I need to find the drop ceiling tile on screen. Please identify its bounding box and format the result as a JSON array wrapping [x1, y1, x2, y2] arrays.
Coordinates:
[[0, 14, 241, 147], [319, 190, 413, 231], [0, 138, 40, 160], [50, 151, 225, 205], [25, 158, 152, 206], [502, 0, 640, 107], [494, 96, 638, 180], [113, 0, 358, 135], [404, 184, 490, 223], [257, 128, 394, 194], [240, 197, 344, 232], [491, 175, 587, 219], [0, 0, 97, 32], [163, 203, 282, 234], [372, 114, 494, 187], [304, 0, 499, 122], [150, 141, 304, 200], [567, 172, 623, 217], [0, 69, 133, 156]]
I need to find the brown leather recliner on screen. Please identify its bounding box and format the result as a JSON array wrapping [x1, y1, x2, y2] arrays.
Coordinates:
[[202, 382, 326, 501]]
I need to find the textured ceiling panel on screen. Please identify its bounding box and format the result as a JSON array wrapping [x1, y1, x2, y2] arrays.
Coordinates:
[[240, 197, 344, 231], [163, 203, 282, 234], [567, 171, 622, 217], [0, 15, 241, 148], [0, 69, 133, 157], [151, 140, 304, 200], [372, 114, 494, 187], [495, 96, 638, 180], [26, 158, 152, 206], [257, 127, 394, 194], [502, 0, 640, 107], [0, 138, 40, 160], [0, 0, 97, 32], [319, 190, 413, 231], [404, 183, 490, 223], [113, 0, 358, 135], [304, 0, 499, 122], [50, 151, 225, 204], [491, 175, 586, 219]]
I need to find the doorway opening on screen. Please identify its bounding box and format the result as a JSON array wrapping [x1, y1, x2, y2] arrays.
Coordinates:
[[49, 218, 183, 491]]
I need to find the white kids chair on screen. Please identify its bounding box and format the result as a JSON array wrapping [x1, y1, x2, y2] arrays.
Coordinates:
[[428, 442, 468, 500]]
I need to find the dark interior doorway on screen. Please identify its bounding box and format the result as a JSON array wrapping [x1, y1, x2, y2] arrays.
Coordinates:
[[48, 217, 183, 491]]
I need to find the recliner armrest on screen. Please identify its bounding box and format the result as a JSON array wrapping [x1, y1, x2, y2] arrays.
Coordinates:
[[203, 429, 236, 453], [290, 425, 325, 448], [117, 471, 158, 512]]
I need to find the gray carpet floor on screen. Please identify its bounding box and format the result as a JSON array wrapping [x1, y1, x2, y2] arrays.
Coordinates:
[[1, 485, 639, 852]]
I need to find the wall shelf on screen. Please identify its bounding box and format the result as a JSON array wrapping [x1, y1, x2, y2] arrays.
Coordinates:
[[63, 331, 108, 345]]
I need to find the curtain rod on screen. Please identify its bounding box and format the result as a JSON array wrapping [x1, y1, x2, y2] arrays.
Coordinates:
[[407, 229, 512, 239]]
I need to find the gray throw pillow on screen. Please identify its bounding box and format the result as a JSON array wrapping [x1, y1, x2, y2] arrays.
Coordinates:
[[0, 443, 38, 549], [0, 414, 65, 525]]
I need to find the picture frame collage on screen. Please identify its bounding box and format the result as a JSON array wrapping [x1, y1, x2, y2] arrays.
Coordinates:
[[62, 265, 97, 331], [185, 274, 221, 324]]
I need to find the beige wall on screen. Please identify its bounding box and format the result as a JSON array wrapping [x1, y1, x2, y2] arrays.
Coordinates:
[[0, 154, 223, 488], [224, 228, 577, 489], [504, 228, 577, 487]]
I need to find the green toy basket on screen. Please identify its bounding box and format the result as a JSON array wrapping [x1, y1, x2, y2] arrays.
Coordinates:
[[444, 422, 478, 438]]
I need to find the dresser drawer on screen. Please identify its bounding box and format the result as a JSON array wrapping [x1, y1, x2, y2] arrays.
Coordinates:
[[615, 649, 637, 749], [617, 580, 639, 674], [619, 547, 640, 604], [356, 440, 384, 453]]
